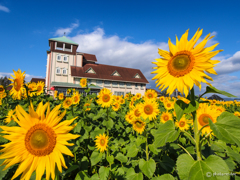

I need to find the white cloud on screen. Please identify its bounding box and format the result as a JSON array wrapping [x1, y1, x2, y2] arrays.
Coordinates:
[[215, 51, 240, 75], [0, 72, 44, 83], [0, 5, 10, 12], [54, 22, 79, 36]]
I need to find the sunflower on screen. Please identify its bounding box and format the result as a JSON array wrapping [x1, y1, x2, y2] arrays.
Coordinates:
[[119, 98, 125, 105], [179, 96, 190, 104], [112, 102, 120, 111], [145, 89, 157, 100], [140, 100, 159, 121], [0, 92, 7, 99], [72, 92, 80, 105], [211, 105, 225, 114], [135, 93, 142, 100], [9, 69, 26, 100], [159, 96, 165, 102], [114, 95, 122, 102], [125, 111, 134, 124], [95, 134, 109, 153], [5, 109, 16, 124], [67, 89, 71, 95], [62, 97, 73, 109], [58, 93, 64, 100], [152, 29, 222, 97], [54, 90, 58, 99], [0, 99, 2, 106], [164, 100, 174, 111], [234, 111, 240, 118], [132, 118, 146, 134], [175, 115, 191, 131], [27, 82, 36, 97], [84, 103, 91, 111], [160, 111, 173, 123], [97, 88, 113, 108], [0, 102, 79, 180], [80, 78, 87, 88], [0, 85, 5, 94], [132, 104, 142, 119], [197, 104, 221, 135], [129, 100, 135, 109], [35, 81, 45, 96]]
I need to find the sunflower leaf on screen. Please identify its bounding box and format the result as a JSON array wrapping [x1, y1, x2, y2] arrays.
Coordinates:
[[90, 151, 103, 166], [126, 168, 143, 180], [99, 166, 110, 180], [151, 174, 175, 180], [139, 158, 156, 179], [151, 120, 180, 147], [116, 152, 128, 163], [209, 112, 240, 147], [204, 86, 237, 97]]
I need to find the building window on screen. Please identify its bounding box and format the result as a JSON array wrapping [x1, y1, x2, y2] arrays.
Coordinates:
[[126, 83, 132, 89], [96, 80, 103, 86], [56, 42, 63, 50], [64, 43, 72, 52], [119, 82, 125, 88], [135, 84, 139, 89], [112, 81, 118, 87], [114, 91, 124, 96], [141, 84, 144, 89], [88, 79, 92, 85], [104, 81, 111, 87], [57, 54, 61, 62], [56, 67, 61, 75], [62, 68, 67, 75], [63, 55, 68, 62]]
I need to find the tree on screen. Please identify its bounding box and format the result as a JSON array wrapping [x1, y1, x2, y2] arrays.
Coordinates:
[[0, 76, 11, 87]]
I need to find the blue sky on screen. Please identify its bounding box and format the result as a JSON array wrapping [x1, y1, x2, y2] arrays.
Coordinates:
[[1, 0, 240, 98]]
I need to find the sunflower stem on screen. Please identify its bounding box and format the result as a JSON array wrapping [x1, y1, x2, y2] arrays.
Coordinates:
[[197, 123, 209, 136], [24, 84, 31, 106], [145, 131, 149, 161], [191, 87, 202, 161], [183, 131, 196, 144], [178, 144, 194, 160], [200, 131, 213, 145]]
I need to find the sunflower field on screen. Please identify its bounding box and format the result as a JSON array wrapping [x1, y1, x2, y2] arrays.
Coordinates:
[[1, 29, 240, 180]]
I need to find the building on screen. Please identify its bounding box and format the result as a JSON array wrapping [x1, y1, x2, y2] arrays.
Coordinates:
[[46, 36, 149, 96]]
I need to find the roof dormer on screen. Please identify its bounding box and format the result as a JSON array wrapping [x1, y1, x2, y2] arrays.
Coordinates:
[[134, 73, 141, 79], [48, 35, 78, 55], [85, 67, 96, 74], [111, 70, 121, 76]]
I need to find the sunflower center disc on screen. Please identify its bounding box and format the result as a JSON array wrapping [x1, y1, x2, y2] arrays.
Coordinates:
[[179, 121, 185, 127], [0, 87, 3, 92], [144, 105, 153, 115], [199, 114, 212, 126], [135, 110, 141, 117], [167, 103, 171, 107], [148, 94, 153, 98], [136, 121, 142, 128], [100, 139, 105, 146], [164, 116, 169, 121], [25, 124, 56, 156], [14, 79, 21, 91], [168, 51, 194, 77], [102, 95, 110, 102], [37, 86, 41, 91], [30, 130, 49, 149]]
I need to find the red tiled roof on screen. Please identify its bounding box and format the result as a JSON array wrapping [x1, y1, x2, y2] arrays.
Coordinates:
[[30, 78, 45, 84], [71, 64, 149, 84], [83, 53, 97, 62]]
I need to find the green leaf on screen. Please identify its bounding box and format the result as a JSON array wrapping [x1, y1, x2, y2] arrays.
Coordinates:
[[102, 119, 114, 130], [159, 155, 175, 173], [174, 100, 186, 121], [116, 153, 128, 163], [90, 151, 103, 166], [204, 86, 237, 97], [126, 144, 139, 157], [188, 155, 229, 180], [226, 146, 240, 163], [0, 159, 11, 180], [209, 112, 240, 147], [106, 155, 114, 165], [151, 120, 180, 147], [73, 121, 82, 133], [64, 165, 79, 176], [176, 154, 195, 180], [148, 144, 161, 155], [224, 158, 236, 172], [139, 158, 156, 179], [75, 171, 91, 180], [91, 173, 100, 180], [90, 127, 105, 139], [99, 166, 109, 180], [151, 174, 175, 180], [126, 168, 143, 180]]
